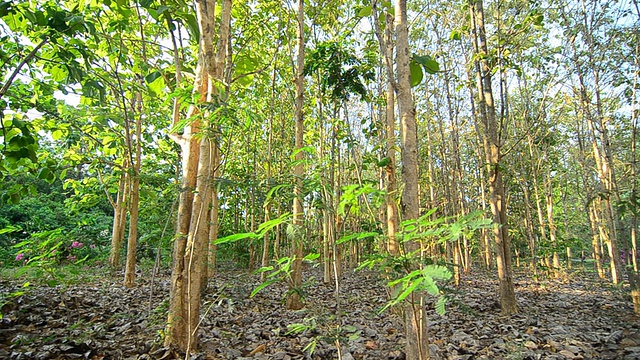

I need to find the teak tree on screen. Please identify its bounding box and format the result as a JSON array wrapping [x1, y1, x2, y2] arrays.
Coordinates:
[[165, 0, 232, 353], [286, 0, 306, 311], [469, 0, 518, 315], [394, 0, 430, 358]]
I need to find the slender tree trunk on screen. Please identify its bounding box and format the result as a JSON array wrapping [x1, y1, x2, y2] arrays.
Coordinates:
[[545, 167, 561, 274], [206, 140, 221, 279], [165, 0, 231, 351], [588, 205, 606, 278], [109, 169, 129, 268], [395, 1, 429, 358], [464, 59, 491, 270], [165, 52, 205, 353], [566, 5, 623, 282], [470, 0, 517, 315], [529, 143, 549, 269], [286, 0, 305, 311], [123, 109, 142, 288], [520, 179, 537, 271], [183, 137, 213, 353], [632, 29, 639, 274], [384, 33, 399, 256]]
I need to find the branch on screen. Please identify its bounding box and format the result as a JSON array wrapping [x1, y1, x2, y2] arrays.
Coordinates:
[[0, 37, 48, 100]]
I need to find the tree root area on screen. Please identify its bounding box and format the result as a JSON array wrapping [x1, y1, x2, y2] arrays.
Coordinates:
[[0, 267, 638, 360]]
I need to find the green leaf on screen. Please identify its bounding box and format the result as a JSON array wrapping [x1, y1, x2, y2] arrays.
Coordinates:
[[357, 5, 372, 17], [421, 274, 439, 295], [409, 59, 423, 87], [145, 71, 165, 96], [50, 65, 68, 82], [0, 1, 13, 18], [250, 278, 278, 297], [156, 5, 170, 15], [51, 130, 63, 140], [291, 146, 315, 159], [422, 265, 452, 281], [449, 30, 462, 41], [388, 269, 421, 287], [214, 232, 257, 245], [382, 277, 423, 313], [303, 339, 318, 355], [435, 296, 447, 315], [0, 225, 21, 235], [181, 13, 200, 43], [337, 233, 357, 245], [377, 157, 390, 167], [414, 54, 440, 74], [37, 167, 50, 181], [303, 253, 320, 261]]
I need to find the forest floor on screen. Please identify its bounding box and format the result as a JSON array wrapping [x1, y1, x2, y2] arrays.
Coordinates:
[[0, 263, 638, 360]]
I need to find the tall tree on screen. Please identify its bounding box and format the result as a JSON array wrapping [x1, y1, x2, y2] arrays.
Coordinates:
[[469, 0, 517, 315], [165, 0, 232, 352], [372, 0, 399, 256], [394, 0, 430, 358], [286, 0, 306, 311]]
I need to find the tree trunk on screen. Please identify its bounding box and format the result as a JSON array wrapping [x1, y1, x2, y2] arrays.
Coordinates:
[[109, 169, 129, 268], [124, 84, 143, 288], [470, 0, 517, 315], [545, 167, 561, 275], [182, 137, 213, 353], [123, 161, 140, 287], [372, 2, 400, 256], [206, 140, 221, 280], [286, 0, 305, 311], [384, 7, 399, 256], [165, 53, 206, 353], [464, 60, 491, 270], [165, 0, 231, 352], [395, 0, 429, 358], [567, 10, 623, 283]]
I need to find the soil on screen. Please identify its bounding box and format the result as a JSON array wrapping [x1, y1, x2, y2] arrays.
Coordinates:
[[0, 265, 638, 359]]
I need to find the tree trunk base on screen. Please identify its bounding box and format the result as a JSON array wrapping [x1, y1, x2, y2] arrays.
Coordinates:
[[630, 272, 640, 315], [633, 289, 640, 315]]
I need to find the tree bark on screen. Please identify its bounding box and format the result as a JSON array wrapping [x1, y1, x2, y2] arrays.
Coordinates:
[[286, 0, 305, 311], [394, 1, 429, 358], [470, 0, 517, 315], [165, 0, 231, 351], [109, 169, 129, 268], [123, 108, 142, 288]]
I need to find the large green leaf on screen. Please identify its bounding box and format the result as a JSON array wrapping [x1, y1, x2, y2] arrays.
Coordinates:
[[145, 70, 165, 96], [413, 54, 440, 74], [214, 232, 258, 245], [409, 59, 423, 87], [357, 5, 372, 17]]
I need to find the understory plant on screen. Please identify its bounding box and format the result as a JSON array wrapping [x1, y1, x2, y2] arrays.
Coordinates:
[[216, 212, 321, 303], [11, 227, 90, 286], [359, 209, 491, 315], [285, 316, 361, 357]]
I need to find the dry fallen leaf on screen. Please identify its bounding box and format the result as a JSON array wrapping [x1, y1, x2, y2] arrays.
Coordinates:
[[249, 343, 266, 355], [0, 267, 637, 360]]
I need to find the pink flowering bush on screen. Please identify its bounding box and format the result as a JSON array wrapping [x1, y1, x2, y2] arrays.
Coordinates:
[[70, 241, 83, 249]]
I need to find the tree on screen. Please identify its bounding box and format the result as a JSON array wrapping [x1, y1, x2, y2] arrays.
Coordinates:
[[286, 0, 306, 311], [469, 0, 517, 315], [164, 0, 232, 352], [394, 0, 431, 358]]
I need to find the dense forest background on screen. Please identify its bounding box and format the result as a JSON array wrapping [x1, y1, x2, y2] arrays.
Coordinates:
[[1, 0, 639, 358]]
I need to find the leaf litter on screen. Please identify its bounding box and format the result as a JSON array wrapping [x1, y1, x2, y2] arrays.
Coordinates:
[[0, 266, 638, 359]]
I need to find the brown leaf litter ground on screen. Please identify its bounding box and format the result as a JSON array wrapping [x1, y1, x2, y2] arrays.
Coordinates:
[[0, 265, 638, 359]]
